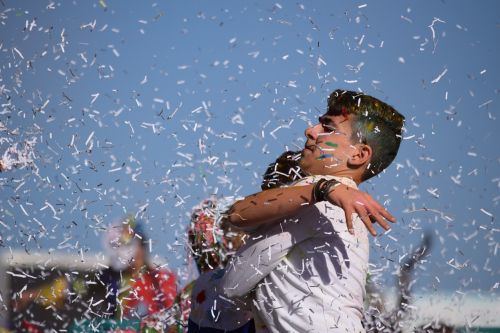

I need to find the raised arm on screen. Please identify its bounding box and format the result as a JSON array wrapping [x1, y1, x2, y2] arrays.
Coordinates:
[[227, 179, 395, 236]]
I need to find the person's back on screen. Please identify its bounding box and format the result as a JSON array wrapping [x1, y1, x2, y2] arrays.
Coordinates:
[[255, 178, 368, 332], [224, 176, 368, 332]]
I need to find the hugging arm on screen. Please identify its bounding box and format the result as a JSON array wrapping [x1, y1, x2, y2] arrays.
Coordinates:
[[227, 180, 395, 236], [221, 223, 296, 298], [222, 203, 353, 298]]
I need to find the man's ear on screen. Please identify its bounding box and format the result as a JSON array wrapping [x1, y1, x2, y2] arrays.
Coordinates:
[[348, 144, 372, 167]]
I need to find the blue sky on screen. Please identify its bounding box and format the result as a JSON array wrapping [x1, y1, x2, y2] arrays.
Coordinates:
[[1, 0, 498, 296]]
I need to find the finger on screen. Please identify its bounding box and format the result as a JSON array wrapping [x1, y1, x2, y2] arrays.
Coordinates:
[[344, 208, 354, 235], [381, 209, 396, 223], [371, 213, 390, 231], [362, 202, 391, 228], [363, 195, 396, 223], [361, 214, 377, 236], [356, 207, 376, 236]]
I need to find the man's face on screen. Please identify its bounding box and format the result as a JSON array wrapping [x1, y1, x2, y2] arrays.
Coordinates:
[[299, 114, 357, 176]]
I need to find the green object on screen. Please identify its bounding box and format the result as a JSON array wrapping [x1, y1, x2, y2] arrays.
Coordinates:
[[456, 328, 500, 333], [325, 141, 338, 147]]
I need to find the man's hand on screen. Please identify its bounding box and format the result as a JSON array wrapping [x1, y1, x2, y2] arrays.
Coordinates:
[[327, 185, 395, 236]]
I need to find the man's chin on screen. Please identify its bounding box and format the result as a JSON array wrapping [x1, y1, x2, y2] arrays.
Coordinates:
[[301, 148, 313, 156], [298, 154, 311, 172]]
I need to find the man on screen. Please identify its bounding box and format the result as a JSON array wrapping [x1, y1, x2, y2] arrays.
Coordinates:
[[221, 89, 405, 332]]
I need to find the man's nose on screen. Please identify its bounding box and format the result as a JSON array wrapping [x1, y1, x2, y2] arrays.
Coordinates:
[[305, 123, 319, 140]]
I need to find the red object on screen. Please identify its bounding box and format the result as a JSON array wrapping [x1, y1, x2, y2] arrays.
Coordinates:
[[21, 320, 43, 333], [196, 289, 206, 304], [122, 269, 177, 318]]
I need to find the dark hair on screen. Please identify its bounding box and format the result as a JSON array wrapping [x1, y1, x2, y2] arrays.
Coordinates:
[[327, 89, 405, 181], [261, 151, 305, 190]]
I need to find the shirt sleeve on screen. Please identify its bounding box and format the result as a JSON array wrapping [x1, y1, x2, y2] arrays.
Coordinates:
[[221, 204, 325, 298]]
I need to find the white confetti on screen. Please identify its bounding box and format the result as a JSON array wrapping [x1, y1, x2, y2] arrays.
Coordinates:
[[431, 68, 448, 84], [479, 208, 494, 220], [12, 47, 24, 60]]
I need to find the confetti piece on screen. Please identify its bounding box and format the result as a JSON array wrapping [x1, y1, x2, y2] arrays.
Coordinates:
[[426, 188, 440, 198], [12, 47, 24, 60], [431, 68, 448, 84], [478, 100, 492, 109], [480, 208, 494, 220], [317, 56, 327, 67], [90, 93, 99, 104], [428, 17, 446, 52], [85, 131, 95, 146]]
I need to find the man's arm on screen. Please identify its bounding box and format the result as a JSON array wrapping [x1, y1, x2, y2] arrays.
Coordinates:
[[227, 185, 312, 231], [227, 179, 394, 236]]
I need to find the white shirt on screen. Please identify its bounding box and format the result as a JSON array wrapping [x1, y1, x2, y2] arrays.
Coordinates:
[[222, 176, 369, 333]]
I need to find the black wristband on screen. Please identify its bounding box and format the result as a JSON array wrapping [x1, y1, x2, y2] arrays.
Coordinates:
[[312, 178, 327, 203], [320, 179, 342, 201]]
